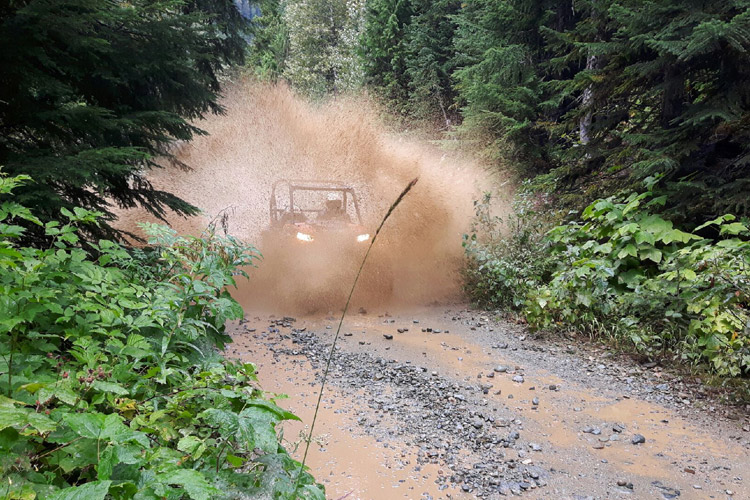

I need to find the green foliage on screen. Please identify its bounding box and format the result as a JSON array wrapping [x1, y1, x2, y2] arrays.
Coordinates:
[[554, 0, 750, 220], [357, 0, 750, 220], [247, 0, 290, 81], [466, 188, 750, 377], [452, 0, 554, 169], [463, 190, 554, 310], [361, 0, 413, 106], [0, 0, 248, 243], [403, 0, 460, 121], [0, 175, 324, 499], [282, 0, 366, 97], [360, 0, 459, 121]]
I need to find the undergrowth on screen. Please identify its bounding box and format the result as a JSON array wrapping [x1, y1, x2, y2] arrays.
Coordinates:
[[0, 174, 323, 499], [464, 183, 750, 378]]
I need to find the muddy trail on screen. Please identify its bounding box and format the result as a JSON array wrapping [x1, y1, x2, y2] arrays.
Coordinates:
[[228, 308, 749, 500], [115, 80, 750, 499]]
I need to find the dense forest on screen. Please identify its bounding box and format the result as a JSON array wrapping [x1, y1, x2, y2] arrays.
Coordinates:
[[1, 0, 749, 498], [251, 0, 750, 222]]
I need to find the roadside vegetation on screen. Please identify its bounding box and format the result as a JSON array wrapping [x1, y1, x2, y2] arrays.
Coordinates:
[[464, 187, 749, 378], [0, 174, 323, 499], [1, 1, 748, 496]]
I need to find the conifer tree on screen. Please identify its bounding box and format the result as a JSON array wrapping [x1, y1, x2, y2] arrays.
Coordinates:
[[283, 0, 366, 96], [403, 0, 460, 123], [452, 0, 552, 170], [361, 0, 413, 105], [0, 0, 247, 243], [556, 0, 750, 218], [248, 0, 289, 81]]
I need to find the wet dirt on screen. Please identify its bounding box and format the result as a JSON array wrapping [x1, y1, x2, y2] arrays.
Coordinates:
[[228, 307, 750, 500]]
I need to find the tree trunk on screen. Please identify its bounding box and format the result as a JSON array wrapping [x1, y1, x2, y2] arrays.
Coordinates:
[[579, 53, 597, 145], [661, 64, 684, 128]]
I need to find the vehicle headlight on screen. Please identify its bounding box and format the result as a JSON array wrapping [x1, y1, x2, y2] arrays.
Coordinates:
[[296, 232, 314, 242], [356, 233, 370, 243]]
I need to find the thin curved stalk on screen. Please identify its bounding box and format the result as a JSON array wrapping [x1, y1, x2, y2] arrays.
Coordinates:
[[296, 178, 419, 491]]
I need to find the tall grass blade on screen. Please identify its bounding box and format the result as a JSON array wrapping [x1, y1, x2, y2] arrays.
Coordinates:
[[296, 177, 419, 490]]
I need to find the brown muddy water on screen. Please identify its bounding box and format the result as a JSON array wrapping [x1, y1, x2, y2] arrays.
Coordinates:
[[115, 78, 499, 312]]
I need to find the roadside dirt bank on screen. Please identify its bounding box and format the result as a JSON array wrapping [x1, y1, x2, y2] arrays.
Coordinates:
[[227, 305, 749, 500]]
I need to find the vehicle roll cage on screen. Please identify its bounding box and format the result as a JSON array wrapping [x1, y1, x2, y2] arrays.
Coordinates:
[[270, 179, 362, 225]]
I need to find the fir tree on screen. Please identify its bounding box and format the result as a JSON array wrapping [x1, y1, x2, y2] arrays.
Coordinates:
[[247, 0, 289, 81], [361, 0, 413, 106], [403, 0, 460, 123], [452, 0, 553, 171], [562, 0, 750, 219], [0, 0, 248, 243], [282, 0, 366, 97]]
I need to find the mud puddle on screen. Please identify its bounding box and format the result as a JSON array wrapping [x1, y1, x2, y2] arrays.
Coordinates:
[[228, 307, 749, 500]]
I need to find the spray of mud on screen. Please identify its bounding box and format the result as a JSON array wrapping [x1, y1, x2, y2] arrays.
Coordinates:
[[115, 79, 503, 313]]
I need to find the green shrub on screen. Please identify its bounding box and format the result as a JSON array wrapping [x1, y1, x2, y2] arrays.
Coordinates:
[[463, 190, 554, 312], [466, 187, 750, 377], [0, 174, 323, 499]]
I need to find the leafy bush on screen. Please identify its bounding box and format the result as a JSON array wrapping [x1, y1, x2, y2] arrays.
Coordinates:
[[0, 174, 323, 499], [466, 187, 750, 377], [463, 190, 554, 311]]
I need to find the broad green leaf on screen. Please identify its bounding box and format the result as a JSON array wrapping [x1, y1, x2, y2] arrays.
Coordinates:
[[19, 382, 45, 394], [593, 242, 612, 254], [617, 244, 637, 259], [720, 222, 748, 235], [48, 481, 111, 500], [26, 412, 57, 434], [619, 269, 644, 288], [663, 228, 696, 244], [246, 400, 301, 422], [64, 412, 105, 439], [38, 385, 78, 406], [0, 395, 26, 408], [0, 406, 56, 434], [226, 454, 245, 467], [694, 215, 734, 231], [682, 269, 697, 280], [101, 414, 149, 447], [98, 443, 142, 480], [634, 230, 655, 245], [177, 435, 203, 454], [157, 469, 218, 500], [0, 407, 32, 431], [575, 293, 592, 307], [92, 381, 129, 395], [640, 247, 662, 263], [239, 406, 282, 454], [638, 215, 673, 239]]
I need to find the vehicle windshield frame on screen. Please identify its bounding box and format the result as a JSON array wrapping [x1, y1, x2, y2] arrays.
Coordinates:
[[270, 179, 362, 225]]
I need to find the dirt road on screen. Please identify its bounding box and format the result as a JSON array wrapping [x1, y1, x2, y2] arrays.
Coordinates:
[[113, 80, 749, 499], [227, 305, 749, 500]]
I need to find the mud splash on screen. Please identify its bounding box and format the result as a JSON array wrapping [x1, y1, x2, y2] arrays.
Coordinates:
[[115, 79, 499, 312]]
